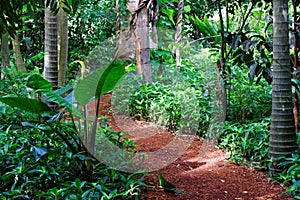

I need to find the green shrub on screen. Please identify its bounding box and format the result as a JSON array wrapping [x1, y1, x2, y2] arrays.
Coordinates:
[[0, 67, 147, 199], [272, 137, 300, 199], [0, 119, 146, 199], [129, 82, 181, 131], [226, 65, 272, 123], [275, 153, 300, 199], [218, 118, 270, 169], [115, 48, 220, 136]]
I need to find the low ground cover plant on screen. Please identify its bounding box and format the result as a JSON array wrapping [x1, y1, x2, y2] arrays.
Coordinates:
[[218, 118, 270, 169]]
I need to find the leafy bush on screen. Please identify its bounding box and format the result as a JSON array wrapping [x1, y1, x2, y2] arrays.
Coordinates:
[[179, 60, 214, 136], [218, 118, 270, 169], [272, 136, 300, 199], [124, 48, 218, 136], [0, 67, 147, 199], [129, 82, 181, 131], [273, 153, 300, 199], [0, 124, 146, 199], [226, 65, 272, 123]]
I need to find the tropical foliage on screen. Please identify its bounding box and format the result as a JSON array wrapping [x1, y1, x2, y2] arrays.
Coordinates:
[[0, 66, 146, 199], [1, 0, 300, 198]]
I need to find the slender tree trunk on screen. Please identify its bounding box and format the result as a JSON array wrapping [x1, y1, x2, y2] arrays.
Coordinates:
[[270, 0, 297, 175], [134, 0, 142, 74], [115, 0, 120, 44], [114, 0, 122, 61], [152, 0, 159, 44], [174, 0, 184, 72], [218, 2, 226, 74], [218, 1, 228, 119], [225, 0, 229, 32], [12, 34, 26, 72], [1, 33, 10, 68], [136, 31, 142, 74], [44, 2, 58, 89], [58, 8, 68, 86], [136, 0, 152, 83]]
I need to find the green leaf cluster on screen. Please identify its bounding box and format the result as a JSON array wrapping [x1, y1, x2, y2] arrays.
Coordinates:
[[218, 118, 270, 169], [129, 82, 181, 131]]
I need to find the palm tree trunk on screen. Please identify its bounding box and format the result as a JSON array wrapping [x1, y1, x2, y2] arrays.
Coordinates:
[[270, 0, 297, 175], [58, 8, 68, 86], [44, 2, 58, 90]]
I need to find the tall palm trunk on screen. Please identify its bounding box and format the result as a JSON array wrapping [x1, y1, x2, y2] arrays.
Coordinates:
[[44, 2, 58, 89], [270, 0, 297, 175], [58, 8, 68, 86]]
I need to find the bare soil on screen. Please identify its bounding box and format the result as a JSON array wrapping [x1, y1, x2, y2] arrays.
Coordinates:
[[98, 93, 291, 200]]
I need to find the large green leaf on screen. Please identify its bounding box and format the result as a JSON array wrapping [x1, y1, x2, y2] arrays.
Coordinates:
[[26, 74, 53, 91], [74, 61, 127, 105], [0, 97, 51, 114], [53, 84, 74, 95], [45, 91, 84, 118]]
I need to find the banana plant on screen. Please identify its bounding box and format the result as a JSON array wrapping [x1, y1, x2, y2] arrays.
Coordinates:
[[74, 60, 136, 155]]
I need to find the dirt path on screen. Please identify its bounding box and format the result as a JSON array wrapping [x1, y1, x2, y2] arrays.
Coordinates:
[[99, 93, 291, 200]]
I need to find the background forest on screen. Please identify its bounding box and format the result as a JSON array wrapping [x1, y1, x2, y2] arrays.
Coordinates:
[[1, 0, 300, 199]]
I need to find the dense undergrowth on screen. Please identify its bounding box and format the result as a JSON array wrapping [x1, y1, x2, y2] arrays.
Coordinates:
[[1, 52, 300, 198], [0, 67, 147, 199]]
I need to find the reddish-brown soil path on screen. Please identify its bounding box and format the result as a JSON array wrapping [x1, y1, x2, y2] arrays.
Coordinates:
[[99, 93, 292, 200]]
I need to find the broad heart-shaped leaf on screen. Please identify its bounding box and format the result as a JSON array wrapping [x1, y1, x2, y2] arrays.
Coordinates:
[[26, 74, 53, 91], [74, 61, 127, 105], [0, 97, 51, 114]]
